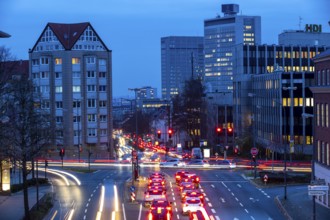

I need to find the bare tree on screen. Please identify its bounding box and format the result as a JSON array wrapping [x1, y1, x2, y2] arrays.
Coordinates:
[[1, 49, 53, 219]]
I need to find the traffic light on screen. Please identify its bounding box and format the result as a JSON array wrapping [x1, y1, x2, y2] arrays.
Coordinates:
[[227, 127, 233, 136], [157, 130, 161, 139], [59, 148, 65, 157], [216, 127, 222, 136], [234, 148, 238, 154], [252, 155, 256, 163], [45, 160, 48, 167], [168, 129, 173, 138]]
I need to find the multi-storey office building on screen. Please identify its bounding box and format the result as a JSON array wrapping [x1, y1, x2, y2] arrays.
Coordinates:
[[29, 22, 113, 158], [161, 36, 204, 100], [279, 29, 330, 47], [233, 44, 327, 156], [310, 49, 330, 208], [203, 3, 261, 103]]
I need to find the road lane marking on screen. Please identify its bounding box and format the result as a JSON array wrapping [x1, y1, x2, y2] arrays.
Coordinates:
[[237, 184, 242, 188], [215, 216, 220, 220], [245, 209, 249, 213], [211, 209, 216, 213], [208, 202, 213, 207], [240, 202, 243, 207], [231, 192, 235, 196], [122, 203, 127, 220], [205, 197, 209, 202], [220, 197, 225, 203], [177, 214, 180, 219], [235, 197, 239, 201], [211, 184, 215, 188], [138, 204, 142, 220], [250, 216, 255, 220]]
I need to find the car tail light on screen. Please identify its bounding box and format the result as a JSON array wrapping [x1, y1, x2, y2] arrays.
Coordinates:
[[180, 186, 183, 190], [166, 206, 171, 211], [146, 193, 149, 198], [162, 181, 165, 185], [199, 203, 204, 207], [196, 177, 200, 182], [151, 206, 156, 210], [199, 195, 203, 199]]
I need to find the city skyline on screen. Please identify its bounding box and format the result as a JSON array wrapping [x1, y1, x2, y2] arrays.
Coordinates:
[[1, 0, 329, 97]]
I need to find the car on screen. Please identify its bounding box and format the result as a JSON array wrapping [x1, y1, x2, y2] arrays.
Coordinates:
[[180, 173, 200, 188], [185, 159, 210, 167], [148, 177, 166, 186], [179, 182, 197, 199], [189, 210, 210, 220], [216, 159, 236, 168], [144, 189, 167, 207], [147, 181, 167, 192], [175, 170, 190, 184], [182, 197, 204, 215], [182, 190, 205, 204], [150, 154, 161, 162], [160, 158, 184, 167], [147, 199, 173, 220]]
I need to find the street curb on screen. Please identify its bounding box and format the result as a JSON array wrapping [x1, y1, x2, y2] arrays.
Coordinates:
[[274, 195, 293, 220]]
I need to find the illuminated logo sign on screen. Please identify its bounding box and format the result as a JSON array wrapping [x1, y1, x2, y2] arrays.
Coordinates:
[[305, 24, 322, 33]]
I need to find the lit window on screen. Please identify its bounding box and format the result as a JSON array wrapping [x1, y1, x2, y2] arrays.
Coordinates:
[[55, 86, 63, 93], [73, 86, 81, 92], [55, 58, 62, 65], [72, 58, 80, 64]]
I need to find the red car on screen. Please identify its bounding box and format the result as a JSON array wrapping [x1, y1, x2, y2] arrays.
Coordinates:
[[175, 170, 189, 185], [182, 190, 205, 204], [148, 199, 172, 220], [180, 173, 200, 188]]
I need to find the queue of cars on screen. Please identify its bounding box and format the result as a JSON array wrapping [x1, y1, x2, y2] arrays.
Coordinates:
[[144, 170, 209, 220]]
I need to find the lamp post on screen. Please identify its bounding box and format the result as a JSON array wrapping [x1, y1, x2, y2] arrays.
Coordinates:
[[302, 113, 315, 220]]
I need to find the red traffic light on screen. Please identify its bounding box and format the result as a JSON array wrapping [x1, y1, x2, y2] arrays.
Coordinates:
[[228, 127, 233, 132], [157, 130, 161, 134], [157, 130, 161, 139], [216, 127, 222, 132], [168, 129, 173, 138]]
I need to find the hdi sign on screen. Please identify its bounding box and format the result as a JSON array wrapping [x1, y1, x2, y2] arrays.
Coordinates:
[[305, 24, 322, 33]]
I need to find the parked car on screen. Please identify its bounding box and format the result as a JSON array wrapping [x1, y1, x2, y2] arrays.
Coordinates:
[[216, 159, 236, 168]]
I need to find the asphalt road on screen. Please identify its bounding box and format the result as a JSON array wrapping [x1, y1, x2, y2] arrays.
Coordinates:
[[44, 164, 286, 220]]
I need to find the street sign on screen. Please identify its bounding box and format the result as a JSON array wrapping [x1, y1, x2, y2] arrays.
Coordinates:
[[308, 190, 326, 196], [250, 147, 258, 156], [308, 185, 329, 191], [311, 179, 326, 185], [130, 185, 136, 192]]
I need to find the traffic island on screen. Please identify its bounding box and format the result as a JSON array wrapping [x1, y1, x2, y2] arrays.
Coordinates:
[[125, 176, 147, 204]]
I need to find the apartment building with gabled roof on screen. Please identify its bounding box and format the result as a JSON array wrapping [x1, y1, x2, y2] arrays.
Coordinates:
[[29, 22, 113, 159]]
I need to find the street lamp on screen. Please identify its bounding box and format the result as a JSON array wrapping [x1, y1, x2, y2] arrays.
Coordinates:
[[302, 113, 315, 220]]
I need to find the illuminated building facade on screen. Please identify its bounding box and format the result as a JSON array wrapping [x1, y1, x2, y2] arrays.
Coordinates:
[[203, 3, 261, 102], [161, 36, 204, 100], [29, 22, 113, 158]]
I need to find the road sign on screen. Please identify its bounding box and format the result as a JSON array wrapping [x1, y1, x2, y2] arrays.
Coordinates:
[[130, 185, 136, 192], [250, 147, 258, 156], [308, 185, 329, 191], [308, 190, 326, 196], [311, 179, 326, 185]]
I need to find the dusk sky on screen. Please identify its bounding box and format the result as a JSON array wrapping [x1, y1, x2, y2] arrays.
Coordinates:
[[1, 0, 329, 98]]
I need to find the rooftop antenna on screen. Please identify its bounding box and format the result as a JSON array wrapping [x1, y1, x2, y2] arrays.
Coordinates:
[[299, 16, 303, 30]]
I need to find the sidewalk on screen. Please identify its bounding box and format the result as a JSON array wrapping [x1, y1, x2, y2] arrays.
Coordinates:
[[242, 171, 330, 220], [0, 185, 51, 220], [276, 188, 330, 220]]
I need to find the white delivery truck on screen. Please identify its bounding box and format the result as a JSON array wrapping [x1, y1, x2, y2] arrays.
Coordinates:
[[191, 147, 203, 159]]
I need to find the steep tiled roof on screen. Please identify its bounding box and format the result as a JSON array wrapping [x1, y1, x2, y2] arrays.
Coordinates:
[[48, 22, 89, 50]]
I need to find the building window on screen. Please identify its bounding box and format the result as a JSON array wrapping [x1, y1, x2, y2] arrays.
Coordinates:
[[318, 141, 321, 162], [40, 71, 49, 79], [99, 59, 106, 66], [327, 69, 330, 85], [327, 143, 330, 165], [73, 100, 81, 108], [87, 71, 96, 78], [32, 72, 39, 79], [88, 114, 96, 122], [41, 101, 50, 109], [55, 58, 62, 65], [73, 116, 81, 123], [86, 57, 95, 64], [72, 58, 80, 64], [317, 104, 320, 126], [40, 57, 49, 65], [99, 85, 106, 92], [56, 130, 64, 137], [40, 85, 50, 93], [56, 101, 63, 109], [56, 116, 63, 123], [73, 86, 81, 92], [55, 86, 63, 93], [88, 128, 97, 137], [99, 72, 106, 78], [100, 115, 107, 122], [72, 71, 80, 78], [32, 59, 39, 65], [55, 72, 62, 78], [87, 85, 96, 92], [317, 70, 321, 85], [87, 99, 96, 108], [99, 100, 107, 107], [321, 104, 324, 127]]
